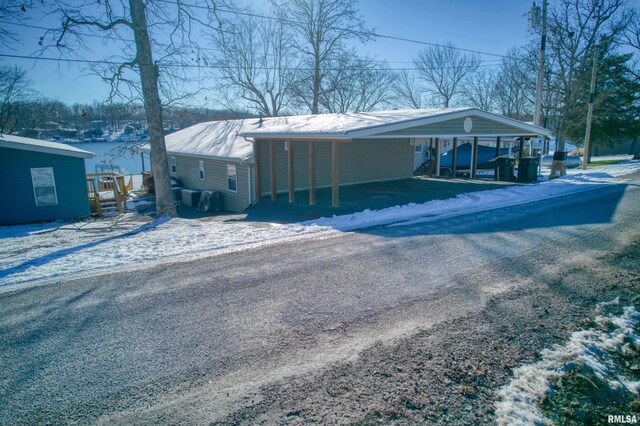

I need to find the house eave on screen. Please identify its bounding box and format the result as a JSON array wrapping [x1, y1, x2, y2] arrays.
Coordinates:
[[347, 108, 552, 139], [139, 146, 254, 164], [361, 133, 548, 140], [239, 133, 351, 141], [0, 140, 95, 159]]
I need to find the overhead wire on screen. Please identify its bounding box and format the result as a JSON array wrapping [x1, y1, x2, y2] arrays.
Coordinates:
[[153, 0, 512, 59], [2, 0, 515, 62], [0, 52, 503, 71], [1, 19, 506, 66]]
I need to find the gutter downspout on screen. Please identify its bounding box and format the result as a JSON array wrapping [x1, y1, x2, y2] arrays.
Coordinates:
[[248, 166, 252, 205]]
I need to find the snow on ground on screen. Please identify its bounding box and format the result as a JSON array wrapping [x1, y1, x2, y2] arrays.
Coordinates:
[[1, 161, 639, 289], [494, 299, 640, 425], [0, 215, 335, 290], [588, 154, 635, 162], [305, 160, 640, 231]]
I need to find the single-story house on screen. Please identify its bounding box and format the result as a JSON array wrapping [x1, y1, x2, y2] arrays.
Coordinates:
[[0, 134, 95, 225], [143, 108, 551, 211]]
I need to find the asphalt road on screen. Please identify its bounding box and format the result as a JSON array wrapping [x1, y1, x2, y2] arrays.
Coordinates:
[[1, 173, 640, 424]]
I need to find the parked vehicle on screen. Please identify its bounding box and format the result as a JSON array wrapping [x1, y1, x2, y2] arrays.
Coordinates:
[[438, 143, 511, 176]]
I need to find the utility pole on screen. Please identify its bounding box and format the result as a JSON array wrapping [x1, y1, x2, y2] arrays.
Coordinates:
[[533, 0, 547, 129], [531, 0, 547, 176], [582, 45, 599, 170]]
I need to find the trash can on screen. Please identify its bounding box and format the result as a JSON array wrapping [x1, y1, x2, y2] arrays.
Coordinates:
[[553, 151, 568, 161], [518, 157, 539, 183], [496, 156, 516, 182]]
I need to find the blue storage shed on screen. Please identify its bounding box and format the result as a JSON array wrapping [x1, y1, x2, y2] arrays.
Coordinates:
[[0, 134, 95, 225]]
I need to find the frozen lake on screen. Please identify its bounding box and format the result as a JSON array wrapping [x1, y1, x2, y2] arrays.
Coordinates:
[[76, 141, 146, 175]]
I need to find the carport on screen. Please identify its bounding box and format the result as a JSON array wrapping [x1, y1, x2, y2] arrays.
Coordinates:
[[241, 108, 551, 208]]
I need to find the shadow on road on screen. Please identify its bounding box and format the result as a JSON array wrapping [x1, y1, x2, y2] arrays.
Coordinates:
[[0, 216, 171, 281], [361, 183, 629, 238]]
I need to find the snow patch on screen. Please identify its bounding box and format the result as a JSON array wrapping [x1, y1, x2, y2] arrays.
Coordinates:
[[304, 162, 640, 231], [495, 304, 640, 425]]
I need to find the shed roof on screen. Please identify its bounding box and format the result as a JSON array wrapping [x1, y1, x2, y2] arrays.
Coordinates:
[[0, 133, 95, 159]]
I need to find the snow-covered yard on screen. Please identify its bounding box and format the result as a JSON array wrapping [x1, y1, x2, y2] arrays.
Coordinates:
[[1, 160, 639, 290]]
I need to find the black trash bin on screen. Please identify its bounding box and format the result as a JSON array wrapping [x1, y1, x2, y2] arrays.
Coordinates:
[[553, 151, 568, 161], [496, 156, 516, 181], [518, 157, 539, 182]]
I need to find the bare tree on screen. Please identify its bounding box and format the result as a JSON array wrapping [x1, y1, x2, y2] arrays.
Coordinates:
[[0, 0, 30, 46], [212, 14, 297, 117], [319, 52, 394, 113], [0, 66, 36, 134], [494, 47, 535, 120], [272, 0, 372, 114], [462, 68, 499, 112], [40, 0, 224, 217], [413, 41, 480, 108], [623, 7, 640, 51], [545, 0, 627, 151], [392, 70, 425, 109], [623, 7, 640, 78]]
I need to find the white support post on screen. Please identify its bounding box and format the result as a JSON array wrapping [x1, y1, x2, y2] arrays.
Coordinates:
[[435, 138, 441, 177]]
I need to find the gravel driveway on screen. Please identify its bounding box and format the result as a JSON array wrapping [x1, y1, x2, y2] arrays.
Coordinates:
[[1, 174, 639, 424]]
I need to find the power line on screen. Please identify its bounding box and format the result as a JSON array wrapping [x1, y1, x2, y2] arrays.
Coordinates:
[[2, 19, 479, 65], [3, 4, 513, 66], [0, 52, 502, 71], [155, 0, 512, 59], [0, 19, 222, 52], [0, 20, 135, 43]]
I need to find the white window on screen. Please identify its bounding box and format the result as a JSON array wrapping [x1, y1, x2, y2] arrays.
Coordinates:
[[31, 167, 58, 206], [170, 157, 177, 174], [227, 164, 237, 192], [199, 160, 205, 180], [414, 143, 424, 153]]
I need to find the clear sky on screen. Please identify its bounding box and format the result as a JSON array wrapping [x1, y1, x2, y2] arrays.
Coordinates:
[[0, 0, 536, 106]]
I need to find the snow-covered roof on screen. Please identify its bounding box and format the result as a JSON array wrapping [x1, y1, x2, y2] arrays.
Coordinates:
[[142, 108, 551, 162], [141, 118, 260, 162], [239, 108, 468, 140], [0, 133, 95, 159], [242, 108, 552, 140]]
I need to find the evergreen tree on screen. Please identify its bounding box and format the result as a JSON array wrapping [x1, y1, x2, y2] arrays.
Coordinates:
[[566, 53, 640, 159]]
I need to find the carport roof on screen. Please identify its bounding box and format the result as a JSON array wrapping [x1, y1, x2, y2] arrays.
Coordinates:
[[241, 108, 552, 140]]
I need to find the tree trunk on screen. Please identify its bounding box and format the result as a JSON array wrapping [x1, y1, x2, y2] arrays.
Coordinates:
[[556, 118, 567, 152], [628, 136, 638, 155], [129, 0, 176, 217]]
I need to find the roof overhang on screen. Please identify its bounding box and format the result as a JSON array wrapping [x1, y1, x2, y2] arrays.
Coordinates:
[[0, 138, 95, 159], [138, 145, 253, 164]]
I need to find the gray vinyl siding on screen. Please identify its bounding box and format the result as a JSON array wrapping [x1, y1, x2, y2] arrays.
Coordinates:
[[257, 138, 413, 195], [0, 147, 90, 225], [169, 154, 251, 212], [377, 115, 532, 137]]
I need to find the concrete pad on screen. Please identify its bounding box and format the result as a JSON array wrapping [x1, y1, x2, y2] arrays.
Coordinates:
[[243, 177, 519, 224]]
